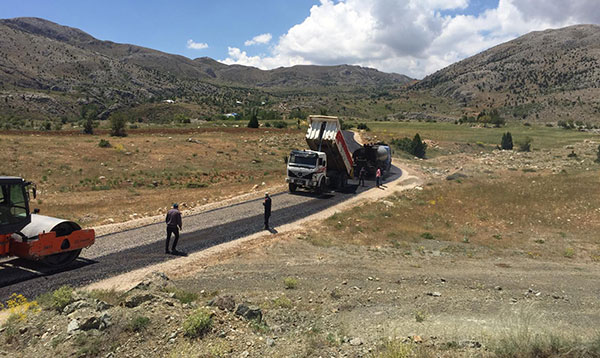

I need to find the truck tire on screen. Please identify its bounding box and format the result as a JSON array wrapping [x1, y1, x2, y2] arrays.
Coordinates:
[[288, 183, 297, 193], [317, 179, 326, 195]]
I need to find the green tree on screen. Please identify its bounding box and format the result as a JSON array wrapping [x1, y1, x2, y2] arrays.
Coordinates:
[[81, 104, 98, 135], [501, 132, 513, 150], [110, 113, 128, 137], [595, 145, 600, 163], [247, 109, 259, 128], [410, 133, 427, 158], [83, 117, 94, 135], [289, 108, 307, 120]]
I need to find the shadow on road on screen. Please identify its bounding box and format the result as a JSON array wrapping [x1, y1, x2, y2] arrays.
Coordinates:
[[0, 257, 97, 288]]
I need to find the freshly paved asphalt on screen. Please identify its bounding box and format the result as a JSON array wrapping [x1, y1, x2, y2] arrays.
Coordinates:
[[0, 167, 401, 301]]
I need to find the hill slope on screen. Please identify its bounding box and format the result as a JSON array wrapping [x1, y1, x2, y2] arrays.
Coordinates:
[[414, 25, 600, 122], [0, 17, 412, 123]]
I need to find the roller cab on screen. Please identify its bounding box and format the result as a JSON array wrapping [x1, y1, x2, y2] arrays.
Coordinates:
[[0, 177, 95, 267]]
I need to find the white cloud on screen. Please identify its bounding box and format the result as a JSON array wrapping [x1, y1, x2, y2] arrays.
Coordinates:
[[244, 33, 273, 46], [221, 0, 600, 78], [221, 47, 308, 69], [186, 39, 208, 50]]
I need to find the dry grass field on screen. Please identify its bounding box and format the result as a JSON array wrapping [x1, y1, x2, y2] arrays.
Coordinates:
[[320, 169, 600, 261], [1, 128, 304, 226]]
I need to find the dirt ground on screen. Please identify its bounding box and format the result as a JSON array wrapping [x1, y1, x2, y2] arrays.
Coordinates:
[[2, 127, 600, 357], [173, 234, 600, 356]]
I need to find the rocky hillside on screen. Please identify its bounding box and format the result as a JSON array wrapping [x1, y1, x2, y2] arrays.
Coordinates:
[[415, 25, 600, 122], [0, 17, 411, 122]]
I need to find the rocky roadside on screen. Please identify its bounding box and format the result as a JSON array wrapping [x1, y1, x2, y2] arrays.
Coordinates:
[[0, 269, 496, 358]]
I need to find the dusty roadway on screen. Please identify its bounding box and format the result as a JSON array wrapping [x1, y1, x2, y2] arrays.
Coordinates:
[[0, 167, 402, 300]]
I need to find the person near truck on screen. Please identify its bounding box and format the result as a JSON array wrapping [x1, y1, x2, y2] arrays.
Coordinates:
[[165, 203, 182, 254], [358, 166, 366, 187], [263, 193, 272, 230], [376, 167, 382, 188]]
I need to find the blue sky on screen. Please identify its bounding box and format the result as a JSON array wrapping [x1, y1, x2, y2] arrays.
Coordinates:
[[2, 0, 598, 78], [1, 0, 320, 59]]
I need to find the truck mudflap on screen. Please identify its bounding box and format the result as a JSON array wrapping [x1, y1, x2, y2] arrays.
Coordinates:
[[9, 229, 95, 260]]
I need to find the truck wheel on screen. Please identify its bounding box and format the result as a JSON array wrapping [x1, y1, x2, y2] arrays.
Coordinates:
[[289, 183, 297, 193], [317, 179, 327, 194], [341, 174, 348, 188]]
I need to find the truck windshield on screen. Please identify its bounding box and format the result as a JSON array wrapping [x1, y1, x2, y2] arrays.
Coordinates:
[[0, 184, 28, 226], [289, 154, 317, 167]]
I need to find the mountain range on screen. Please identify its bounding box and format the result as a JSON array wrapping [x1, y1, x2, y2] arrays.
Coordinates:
[[1, 17, 600, 124]]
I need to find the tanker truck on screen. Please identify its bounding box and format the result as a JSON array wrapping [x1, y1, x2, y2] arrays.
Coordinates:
[[0, 177, 95, 267], [353, 143, 392, 177], [286, 116, 354, 193]]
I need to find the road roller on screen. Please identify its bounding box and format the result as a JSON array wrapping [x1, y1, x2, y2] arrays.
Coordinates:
[[0, 177, 95, 267]]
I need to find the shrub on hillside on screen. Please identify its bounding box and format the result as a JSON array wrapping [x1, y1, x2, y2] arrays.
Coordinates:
[[501, 132, 513, 150], [357, 123, 370, 131], [391, 133, 427, 158], [37, 285, 74, 311], [127, 315, 150, 332], [558, 120, 575, 129], [340, 119, 354, 130], [183, 308, 213, 338], [283, 277, 298, 289], [518, 137, 533, 152], [391, 137, 412, 152], [273, 121, 287, 129], [98, 139, 111, 148]]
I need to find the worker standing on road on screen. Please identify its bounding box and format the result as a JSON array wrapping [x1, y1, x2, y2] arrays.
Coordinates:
[[376, 167, 382, 188], [263, 193, 272, 230], [165, 203, 182, 254], [358, 167, 366, 187]]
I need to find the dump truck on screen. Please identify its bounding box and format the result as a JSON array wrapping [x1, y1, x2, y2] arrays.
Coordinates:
[[353, 143, 392, 177], [286, 115, 354, 193], [0, 177, 95, 267]]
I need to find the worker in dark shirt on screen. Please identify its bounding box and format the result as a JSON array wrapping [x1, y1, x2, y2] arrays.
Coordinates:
[[358, 166, 366, 187], [165, 203, 182, 254], [263, 193, 272, 230]]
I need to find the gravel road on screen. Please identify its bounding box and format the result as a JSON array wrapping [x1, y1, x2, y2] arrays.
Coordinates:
[[0, 167, 402, 300]]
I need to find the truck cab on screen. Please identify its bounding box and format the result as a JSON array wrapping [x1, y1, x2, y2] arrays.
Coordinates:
[[286, 150, 327, 193], [286, 116, 354, 194]]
